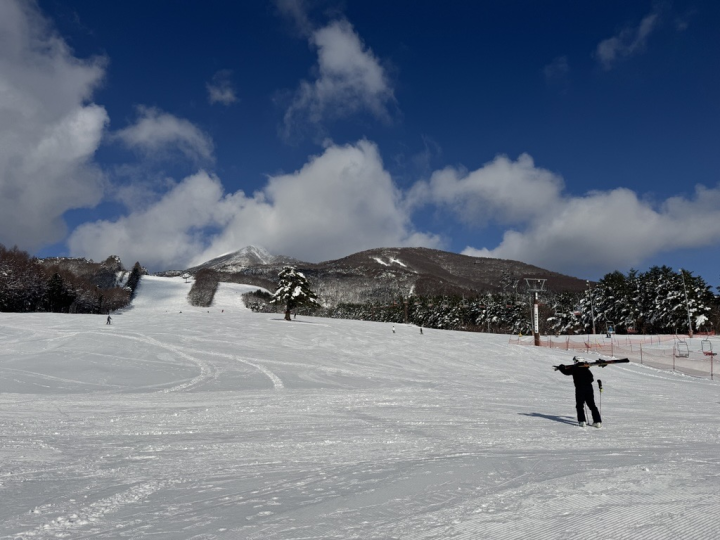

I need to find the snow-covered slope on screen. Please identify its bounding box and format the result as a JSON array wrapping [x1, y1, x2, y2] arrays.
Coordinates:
[[131, 275, 194, 312], [131, 276, 266, 313], [1, 276, 718, 539]]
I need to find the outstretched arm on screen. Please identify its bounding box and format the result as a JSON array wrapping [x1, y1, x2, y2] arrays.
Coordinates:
[[555, 364, 573, 375], [554, 363, 590, 374]]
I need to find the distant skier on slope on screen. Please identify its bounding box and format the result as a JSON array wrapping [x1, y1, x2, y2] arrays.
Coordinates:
[[556, 358, 602, 428], [106, 315, 112, 325]]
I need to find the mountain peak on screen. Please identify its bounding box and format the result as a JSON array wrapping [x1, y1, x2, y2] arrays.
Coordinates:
[[187, 246, 301, 273], [227, 245, 273, 264]]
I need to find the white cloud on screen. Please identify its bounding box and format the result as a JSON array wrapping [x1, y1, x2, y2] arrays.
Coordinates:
[[207, 70, 237, 106], [283, 19, 395, 139], [13, 0, 715, 283], [407, 154, 564, 226], [0, 0, 108, 250], [462, 188, 664, 272], [66, 133, 720, 277], [68, 171, 238, 270], [196, 140, 438, 264], [68, 140, 440, 271], [403, 151, 720, 276], [409, 155, 720, 276], [113, 106, 214, 163], [596, 9, 661, 70]]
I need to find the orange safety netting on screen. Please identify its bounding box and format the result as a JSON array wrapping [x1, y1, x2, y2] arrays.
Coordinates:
[[509, 334, 716, 380]]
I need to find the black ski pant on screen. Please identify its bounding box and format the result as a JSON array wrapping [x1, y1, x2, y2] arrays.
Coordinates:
[[575, 384, 601, 424]]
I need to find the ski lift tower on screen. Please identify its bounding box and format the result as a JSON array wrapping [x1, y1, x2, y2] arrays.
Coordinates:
[[525, 278, 546, 346], [679, 268, 694, 338]]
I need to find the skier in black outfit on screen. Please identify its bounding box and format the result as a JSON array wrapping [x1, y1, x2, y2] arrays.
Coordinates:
[[557, 359, 602, 428]]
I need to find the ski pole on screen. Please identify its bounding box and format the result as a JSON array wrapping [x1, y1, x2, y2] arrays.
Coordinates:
[[597, 379, 603, 416]]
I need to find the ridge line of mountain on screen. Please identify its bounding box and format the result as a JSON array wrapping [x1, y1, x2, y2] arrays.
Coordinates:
[[155, 246, 589, 302]]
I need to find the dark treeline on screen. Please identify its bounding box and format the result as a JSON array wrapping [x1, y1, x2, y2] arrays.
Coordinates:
[[301, 267, 719, 335], [318, 294, 539, 334], [188, 270, 276, 307], [0, 244, 141, 314], [187, 269, 220, 307]]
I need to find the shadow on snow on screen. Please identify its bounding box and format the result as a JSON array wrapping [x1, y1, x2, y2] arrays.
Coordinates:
[[520, 412, 577, 426]]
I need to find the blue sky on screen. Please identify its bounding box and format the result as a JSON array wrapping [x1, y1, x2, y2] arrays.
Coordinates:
[[1, 1, 719, 284]]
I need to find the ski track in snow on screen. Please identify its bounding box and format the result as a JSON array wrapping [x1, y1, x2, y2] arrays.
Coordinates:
[[1, 278, 719, 539], [95, 332, 220, 393], [169, 340, 285, 390], [202, 350, 285, 390]]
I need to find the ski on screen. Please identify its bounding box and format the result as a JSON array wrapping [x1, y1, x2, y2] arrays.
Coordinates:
[[553, 358, 629, 370]]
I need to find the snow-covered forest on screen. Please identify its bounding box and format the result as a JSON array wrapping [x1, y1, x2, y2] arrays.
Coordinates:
[[250, 267, 718, 336], [0, 244, 142, 314]]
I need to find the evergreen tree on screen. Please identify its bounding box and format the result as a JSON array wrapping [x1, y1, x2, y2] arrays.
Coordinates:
[[624, 269, 642, 332], [637, 266, 676, 332], [0, 245, 46, 312], [547, 291, 582, 335], [126, 262, 144, 298], [46, 272, 75, 313], [675, 269, 714, 334], [270, 266, 319, 321], [474, 292, 531, 334], [595, 271, 623, 331]]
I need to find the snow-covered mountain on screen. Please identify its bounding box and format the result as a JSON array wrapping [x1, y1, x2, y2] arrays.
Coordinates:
[[168, 246, 589, 306], [184, 246, 302, 274]]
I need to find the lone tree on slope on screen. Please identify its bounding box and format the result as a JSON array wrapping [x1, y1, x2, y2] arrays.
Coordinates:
[[270, 266, 319, 321]]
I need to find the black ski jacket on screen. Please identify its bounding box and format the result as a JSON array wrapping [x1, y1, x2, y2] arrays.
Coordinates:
[[558, 364, 594, 387]]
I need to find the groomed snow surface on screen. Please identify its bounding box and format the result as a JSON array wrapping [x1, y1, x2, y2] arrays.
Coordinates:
[[1, 276, 718, 539]]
